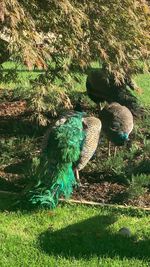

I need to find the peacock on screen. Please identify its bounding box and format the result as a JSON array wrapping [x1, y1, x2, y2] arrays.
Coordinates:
[[99, 102, 133, 156], [25, 111, 101, 208], [86, 68, 142, 115]]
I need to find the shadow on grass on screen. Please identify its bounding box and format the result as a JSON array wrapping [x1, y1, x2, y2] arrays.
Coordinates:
[[38, 214, 150, 260]]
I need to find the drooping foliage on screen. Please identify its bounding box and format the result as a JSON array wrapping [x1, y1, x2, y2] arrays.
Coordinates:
[[0, 0, 149, 80], [0, 1, 149, 124]]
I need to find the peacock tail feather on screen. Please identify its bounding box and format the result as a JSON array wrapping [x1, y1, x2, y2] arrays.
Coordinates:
[[26, 112, 86, 208]]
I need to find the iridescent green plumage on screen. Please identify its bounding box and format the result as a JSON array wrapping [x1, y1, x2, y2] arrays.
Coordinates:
[[27, 112, 86, 208]]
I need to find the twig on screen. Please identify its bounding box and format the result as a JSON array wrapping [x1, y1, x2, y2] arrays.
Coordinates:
[[59, 198, 150, 211]]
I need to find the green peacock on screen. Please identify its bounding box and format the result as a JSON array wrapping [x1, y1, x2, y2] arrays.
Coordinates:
[[25, 111, 101, 208]]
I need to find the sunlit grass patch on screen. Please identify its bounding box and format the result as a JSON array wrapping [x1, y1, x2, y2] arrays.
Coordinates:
[[134, 73, 150, 106]]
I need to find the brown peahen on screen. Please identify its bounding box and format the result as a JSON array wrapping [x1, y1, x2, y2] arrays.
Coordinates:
[[25, 111, 101, 208], [86, 68, 142, 115], [99, 102, 133, 156]]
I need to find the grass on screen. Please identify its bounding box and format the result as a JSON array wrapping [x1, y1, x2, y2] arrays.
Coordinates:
[[0, 195, 150, 267], [0, 61, 42, 90], [134, 74, 150, 106]]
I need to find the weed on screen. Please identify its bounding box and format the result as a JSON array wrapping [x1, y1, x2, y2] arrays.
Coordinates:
[[128, 174, 150, 199]]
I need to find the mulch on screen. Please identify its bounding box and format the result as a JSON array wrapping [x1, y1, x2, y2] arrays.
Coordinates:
[[73, 180, 150, 208], [0, 100, 27, 117]]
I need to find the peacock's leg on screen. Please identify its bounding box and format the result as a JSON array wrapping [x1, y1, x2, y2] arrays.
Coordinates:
[[98, 103, 103, 111], [108, 140, 111, 157], [114, 146, 117, 157], [74, 168, 81, 185]]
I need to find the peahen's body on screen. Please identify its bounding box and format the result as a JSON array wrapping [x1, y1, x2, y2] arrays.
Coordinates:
[[99, 102, 133, 155], [26, 111, 101, 208], [86, 68, 141, 114]]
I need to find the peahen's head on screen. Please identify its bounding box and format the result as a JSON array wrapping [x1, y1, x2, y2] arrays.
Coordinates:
[[118, 132, 129, 141], [111, 131, 129, 146]]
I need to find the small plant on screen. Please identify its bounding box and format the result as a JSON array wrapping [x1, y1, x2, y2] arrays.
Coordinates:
[[101, 154, 125, 176], [128, 174, 150, 199], [0, 137, 38, 167], [93, 148, 127, 184], [23, 156, 41, 185]]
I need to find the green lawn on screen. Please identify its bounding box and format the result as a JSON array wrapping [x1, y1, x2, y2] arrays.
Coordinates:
[[0, 195, 150, 267]]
